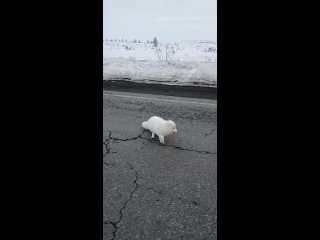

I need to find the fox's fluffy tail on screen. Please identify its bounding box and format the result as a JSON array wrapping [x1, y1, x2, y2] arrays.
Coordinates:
[[142, 121, 149, 130]]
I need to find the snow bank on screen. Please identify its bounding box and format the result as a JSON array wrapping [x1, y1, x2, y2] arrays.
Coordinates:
[[103, 40, 217, 87]]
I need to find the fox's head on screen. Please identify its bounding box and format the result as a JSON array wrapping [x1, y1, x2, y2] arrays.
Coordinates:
[[167, 120, 177, 133]]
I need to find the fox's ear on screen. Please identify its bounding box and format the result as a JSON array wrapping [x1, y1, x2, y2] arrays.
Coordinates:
[[166, 121, 172, 127]]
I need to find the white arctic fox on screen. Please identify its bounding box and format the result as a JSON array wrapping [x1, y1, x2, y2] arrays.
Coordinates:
[[142, 116, 178, 144]]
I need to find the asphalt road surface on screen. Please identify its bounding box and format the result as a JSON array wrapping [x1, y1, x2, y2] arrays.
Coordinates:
[[103, 80, 217, 100], [103, 90, 217, 240]]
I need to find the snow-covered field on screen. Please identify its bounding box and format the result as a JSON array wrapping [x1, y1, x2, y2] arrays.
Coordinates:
[[103, 40, 217, 87]]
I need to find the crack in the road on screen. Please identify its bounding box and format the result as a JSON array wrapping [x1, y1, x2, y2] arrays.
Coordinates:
[[103, 132, 112, 157], [109, 129, 146, 143], [104, 130, 215, 155], [103, 221, 117, 240], [163, 143, 215, 155], [137, 135, 216, 154], [103, 131, 215, 238], [103, 161, 140, 240]]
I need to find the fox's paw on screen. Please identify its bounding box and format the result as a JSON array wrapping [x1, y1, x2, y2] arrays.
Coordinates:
[[159, 136, 165, 144]]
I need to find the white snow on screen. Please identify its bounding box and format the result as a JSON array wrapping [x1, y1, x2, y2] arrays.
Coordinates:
[[103, 40, 217, 87]]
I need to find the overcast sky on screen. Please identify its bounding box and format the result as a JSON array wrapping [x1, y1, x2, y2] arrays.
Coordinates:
[[103, 0, 217, 42]]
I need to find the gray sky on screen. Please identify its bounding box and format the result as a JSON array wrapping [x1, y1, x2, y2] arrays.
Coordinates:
[[103, 0, 217, 42]]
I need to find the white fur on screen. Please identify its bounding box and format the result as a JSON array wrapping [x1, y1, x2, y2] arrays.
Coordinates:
[[142, 116, 177, 144]]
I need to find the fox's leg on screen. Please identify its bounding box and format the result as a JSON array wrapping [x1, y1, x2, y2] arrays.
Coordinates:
[[151, 132, 155, 138], [159, 135, 165, 144]]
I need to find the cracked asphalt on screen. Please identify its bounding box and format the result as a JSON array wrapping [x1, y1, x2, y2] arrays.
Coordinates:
[[103, 90, 217, 240]]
